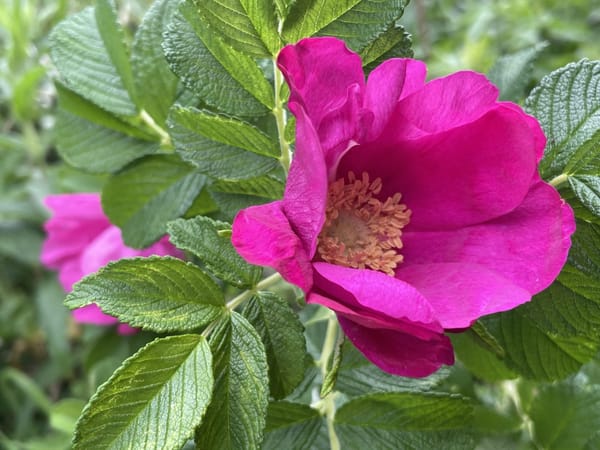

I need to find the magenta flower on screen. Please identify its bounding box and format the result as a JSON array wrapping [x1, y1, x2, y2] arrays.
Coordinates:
[[232, 37, 575, 377], [41, 193, 182, 335]]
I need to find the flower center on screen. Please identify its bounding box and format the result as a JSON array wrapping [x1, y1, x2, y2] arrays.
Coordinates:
[[317, 171, 411, 276]]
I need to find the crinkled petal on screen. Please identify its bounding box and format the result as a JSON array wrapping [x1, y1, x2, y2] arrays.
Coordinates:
[[401, 179, 575, 294], [232, 201, 313, 291], [500, 101, 547, 162], [387, 71, 499, 139], [277, 37, 365, 129], [338, 316, 454, 377], [338, 105, 538, 229], [312, 262, 443, 333], [395, 262, 532, 329], [283, 104, 328, 256], [72, 304, 118, 326], [364, 59, 427, 140]]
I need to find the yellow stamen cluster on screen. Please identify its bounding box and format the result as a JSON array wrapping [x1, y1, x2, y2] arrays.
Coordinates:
[[317, 171, 411, 276]]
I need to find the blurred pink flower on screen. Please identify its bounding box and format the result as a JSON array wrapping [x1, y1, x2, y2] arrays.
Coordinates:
[[232, 37, 575, 377], [41, 193, 182, 335]]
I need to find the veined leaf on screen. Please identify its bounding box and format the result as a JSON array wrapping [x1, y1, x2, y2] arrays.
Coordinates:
[[102, 154, 206, 248], [262, 401, 325, 450], [167, 216, 262, 288], [361, 25, 413, 70], [50, 5, 137, 116], [239, 0, 283, 55], [168, 106, 279, 179], [195, 312, 269, 450], [65, 257, 225, 332], [243, 292, 307, 399], [72, 335, 213, 450], [211, 174, 285, 199]]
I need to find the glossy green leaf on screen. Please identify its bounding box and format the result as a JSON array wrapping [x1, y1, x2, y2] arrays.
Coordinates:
[[195, 312, 269, 450], [243, 292, 307, 399], [72, 335, 213, 450], [102, 155, 206, 248], [65, 257, 225, 332], [168, 105, 279, 179], [167, 216, 262, 288], [50, 6, 137, 116], [262, 402, 325, 450]]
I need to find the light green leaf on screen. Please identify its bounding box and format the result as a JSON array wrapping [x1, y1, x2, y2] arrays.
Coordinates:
[[528, 380, 600, 450], [211, 174, 285, 199], [195, 312, 269, 450], [72, 335, 213, 450], [361, 24, 413, 69], [65, 257, 225, 332], [262, 402, 325, 450], [50, 6, 137, 116], [167, 216, 262, 288], [273, 0, 295, 19], [102, 154, 206, 248], [163, 5, 268, 116], [282, 0, 361, 43], [320, 333, 343, 398], [168, 105, 279, 179], [131, 0, 179, 124], [239, 0, 283, 55], [178, 109, 279, 157], [243, 292, 307, 399]]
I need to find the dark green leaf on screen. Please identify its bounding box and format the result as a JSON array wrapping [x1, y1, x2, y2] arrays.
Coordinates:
[[65, 257, 225, 332], [167, 216, 262, 288], [102, 154, 206, 248], [569, 174, 600, 215], [72, 335, 213, 450], [168, 105, 279, 179], [262, 401, 324, 450], [243, 292, 307, 399], [195, 312, 269, 450], [361, 25, 413, 69]]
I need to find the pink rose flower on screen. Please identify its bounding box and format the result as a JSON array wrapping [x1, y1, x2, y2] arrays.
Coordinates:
[[232, 37, 575, 377], [41, 193, 182, 335]]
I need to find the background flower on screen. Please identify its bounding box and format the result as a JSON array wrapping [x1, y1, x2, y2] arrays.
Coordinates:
[[233, 37, 575, 377], [41, 193, 182, 334]]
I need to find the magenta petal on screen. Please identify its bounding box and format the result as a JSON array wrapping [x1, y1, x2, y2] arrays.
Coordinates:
[[117, 323, 138, 335], [364, 59, 426, 140], [57, 258, 84, 292], [401, 180, 575, 295], [499, 102, 547, 162], [312, 262, 442, 332], [396, 262, 532, 329], [338, 316, 454, 377], [232, 201, 313, 291], [283, 104, 328, 256], [72, 304, 119, 326], [277, 37, 365, 129]]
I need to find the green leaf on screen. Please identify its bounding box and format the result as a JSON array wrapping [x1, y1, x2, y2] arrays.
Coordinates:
[[131, 0, 179, 125], [72, 335, 213, 450], [167, 216, 262, 288], [193, 0, 272, 57], [239, 0, 283, 55], [487, 42, 548, 102], [525, 59, 600, 180], [65, 257, 225, 333], [334, 392, 474, 450], [55, 86, 158, 173], [569, 174, 600, 215], [178, 110, 279, 157], [318, 0, 408, 54], [50, 6, 137, 116], [320, 333, 343, 398], [211, 174, 285, 198], [262, 401, 325, 450], [282, 0, 361, 43], [102, 154, 206, 248], [195, 312, 269, 450], [243, 292, 307, 399], [168, 105, 279, 179], [361, 25, 413, 69], [528, 380, 600, 450], [163, 5, 268, 116]]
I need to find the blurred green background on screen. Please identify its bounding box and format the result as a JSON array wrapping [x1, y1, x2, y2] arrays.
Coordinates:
[[0, 0, 599, 448]]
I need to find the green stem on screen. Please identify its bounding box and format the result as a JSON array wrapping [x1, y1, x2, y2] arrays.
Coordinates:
[[139, 109, 171, 147], [225, 272, 282, 311], [548, 173, 568, 188], [317, 312, 341, 450], [272, 60, 291, 174]]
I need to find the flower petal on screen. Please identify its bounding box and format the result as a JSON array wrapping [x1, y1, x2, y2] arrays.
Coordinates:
[[338, 316, 454, 377], [232, 201, 313, 291], [338, 105, 538, 229], [396, 262, 532, 329], [500, 101, 547, 162], [72, 304, 118, 325], [401, 180, 575, 294], [277, 37, 365, 129]]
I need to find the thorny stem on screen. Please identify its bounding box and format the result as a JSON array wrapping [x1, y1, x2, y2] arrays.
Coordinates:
[[548, 173, 568, 188], [273, 59, 291, 174], [139, 109, 171, 147]]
